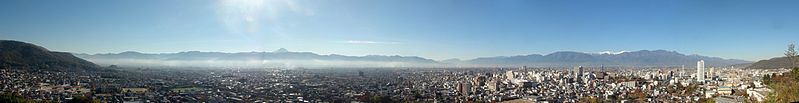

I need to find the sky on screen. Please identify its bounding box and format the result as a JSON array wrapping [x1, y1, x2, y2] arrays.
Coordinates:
[[1, 0, 798, 61]]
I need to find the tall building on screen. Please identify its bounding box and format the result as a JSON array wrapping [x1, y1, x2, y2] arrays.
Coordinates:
[[681, 65, 685, 77], [696, 60, 705, 82], [575, 66, 583, 78], [458, 82, 471, 96], [575, 66, 583, 83], [709, 67, 715, 78], [505, 71, 514, 80]]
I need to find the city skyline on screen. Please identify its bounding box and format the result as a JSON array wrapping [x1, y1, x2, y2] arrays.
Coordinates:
[[3, 1, 799, 102], [2, 0, 799, 61]]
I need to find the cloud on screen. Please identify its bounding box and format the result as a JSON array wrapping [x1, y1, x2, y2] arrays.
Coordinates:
[[345, 40, 400, 44]]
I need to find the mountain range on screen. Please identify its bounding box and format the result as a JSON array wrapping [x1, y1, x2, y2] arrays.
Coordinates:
[[74, 48, 440, 68], [75, 48, 751, 68], [0, 40, 754, 68], [458, 50, 751, 67]]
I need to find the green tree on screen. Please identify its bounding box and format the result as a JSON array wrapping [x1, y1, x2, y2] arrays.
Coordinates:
[[763, 74, 771, 84], [765, 92, 779, 103], [787, 43, 799, 81], [704, 98, 716, 103], [794, 67, 799, 80], [761, 43, 799, 103], [66, 96, 100, 103], [0, 93, 35, 103]]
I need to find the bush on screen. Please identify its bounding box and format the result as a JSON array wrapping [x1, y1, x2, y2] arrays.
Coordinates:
[[0, 93, 34, 103]]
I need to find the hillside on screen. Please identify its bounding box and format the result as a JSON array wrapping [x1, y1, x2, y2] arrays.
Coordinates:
[[0, 40, 98, 71], [747, 57, 798, 69]]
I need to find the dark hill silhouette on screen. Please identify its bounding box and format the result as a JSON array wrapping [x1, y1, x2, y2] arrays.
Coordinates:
[[0, 40, 98, 71]]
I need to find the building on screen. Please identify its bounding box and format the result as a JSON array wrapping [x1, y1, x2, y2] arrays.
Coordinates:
[[575, 66, 583, 77], [681, 65, 685, 77], [621, 81, 637, 88], [715, 95, 745, 103], [486, 80, 500, 92], [506, 71, 514, 80], [473, 76, 487, 86], [696, 60, 705, 82], [718, 86, 732, 95], [709, 67, 715, 79], [575, 66, 584, 83], [121, 88, 149, 94], [458, 82, 472, 96]]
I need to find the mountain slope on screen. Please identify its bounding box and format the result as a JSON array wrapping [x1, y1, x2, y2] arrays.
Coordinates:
[[747, 57, 798, 69], [0, 40, 98, 70]]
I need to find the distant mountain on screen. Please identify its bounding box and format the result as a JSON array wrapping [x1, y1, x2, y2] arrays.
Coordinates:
[[77, 49, 750, 68], [0, 40, 98, 71], [747, 57, 798, 69], [728, 63, 752, 69], [463, 50, 751, 67], [75, 49, 439, 68]]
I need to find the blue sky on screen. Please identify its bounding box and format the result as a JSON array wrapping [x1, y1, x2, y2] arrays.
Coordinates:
[[1, 0, 798, 61]]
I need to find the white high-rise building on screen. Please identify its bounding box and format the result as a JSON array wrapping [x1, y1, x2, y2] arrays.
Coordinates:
[[709, 67, 715, 78], [681, 65, 685, 77], [696, 60, 705, 82]]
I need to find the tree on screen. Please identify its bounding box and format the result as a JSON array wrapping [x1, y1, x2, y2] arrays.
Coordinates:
[[785, 43, 799, 80], [761, 43, 799, 103], [0, 93, 35, 103], [794, 67, 799, 80], [786, 43, 798, 66], [704, 98, 716, 103], [763, 74, 771, 84], [66, 96, 100, 103]]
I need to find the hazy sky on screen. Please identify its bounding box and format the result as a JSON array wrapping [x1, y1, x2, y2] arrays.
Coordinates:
[[1, 0, 798, 61]]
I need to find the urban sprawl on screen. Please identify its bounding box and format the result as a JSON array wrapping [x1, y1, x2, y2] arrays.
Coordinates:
[[0, 60, 792, 103]]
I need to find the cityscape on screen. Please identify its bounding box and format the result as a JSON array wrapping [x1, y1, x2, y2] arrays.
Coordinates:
[[2, 56, 796, 102], [3, 0, 799, 103]]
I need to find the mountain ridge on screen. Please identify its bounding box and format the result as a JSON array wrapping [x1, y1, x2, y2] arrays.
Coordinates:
[[0, 40, 99, 71], [461, 50, 750, 67], [75, 48, 440, 67], [75, 49, 750, 68]]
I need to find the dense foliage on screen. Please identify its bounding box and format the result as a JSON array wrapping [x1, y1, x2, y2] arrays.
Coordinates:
[[762, 67, 799, 103]]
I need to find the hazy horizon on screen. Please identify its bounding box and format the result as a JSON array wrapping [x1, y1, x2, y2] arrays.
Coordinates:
[[71, 48, 749, 61], [2, 0, 799, 61]]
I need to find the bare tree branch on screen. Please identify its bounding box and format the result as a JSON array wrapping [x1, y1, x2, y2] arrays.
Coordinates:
[[786, 43, 798, 66]]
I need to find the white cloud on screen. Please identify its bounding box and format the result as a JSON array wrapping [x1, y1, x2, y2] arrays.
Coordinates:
[[345, 40, 400, 44]]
